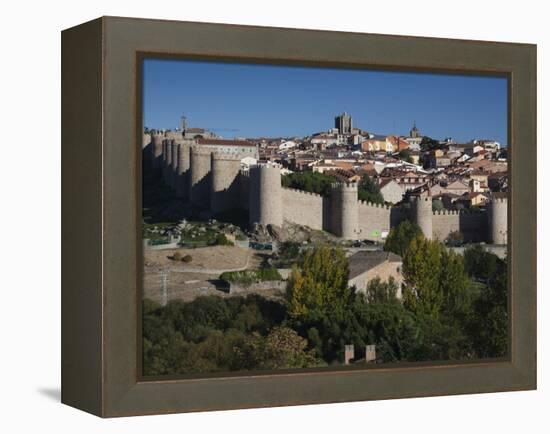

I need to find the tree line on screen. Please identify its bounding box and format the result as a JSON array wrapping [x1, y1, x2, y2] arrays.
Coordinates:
[[143, 221, 507, 375], [281, 171, 385, 204]]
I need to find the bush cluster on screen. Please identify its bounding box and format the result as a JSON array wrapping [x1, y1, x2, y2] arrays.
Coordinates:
[[144, 225, 507, 375], [169, 252, 193, 262], [220, 268, 282, 286]]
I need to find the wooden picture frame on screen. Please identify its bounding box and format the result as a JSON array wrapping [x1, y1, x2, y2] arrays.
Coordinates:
[[61, 16, 536, 417]]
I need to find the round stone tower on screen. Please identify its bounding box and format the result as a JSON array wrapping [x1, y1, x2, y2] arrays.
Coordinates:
[[412, 194, 433, 239], [142, 133, 152, 171], [175, 142, 190, 199], [161, 140, 167, 172], [151, 133, 164, 169], [170, 139, 179, 190], [249, 163, 283, 227], [210, 152, 242, 214], [489, 196, 507, 245], [164, 140, 173, 186], [330, 182, 359, 239], [189, 146, 212, 208]]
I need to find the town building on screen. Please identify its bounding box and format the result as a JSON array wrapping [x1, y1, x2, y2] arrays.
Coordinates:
[[335, 112, 353, 135], [347, 251, 404, 298]]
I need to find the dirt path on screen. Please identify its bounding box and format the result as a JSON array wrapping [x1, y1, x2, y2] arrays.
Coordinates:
[[143, 245, 268, 302], [170, 252, 251, 274]]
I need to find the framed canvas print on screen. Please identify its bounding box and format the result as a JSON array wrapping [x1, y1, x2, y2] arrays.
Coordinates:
[[61, 16, 536, 417]]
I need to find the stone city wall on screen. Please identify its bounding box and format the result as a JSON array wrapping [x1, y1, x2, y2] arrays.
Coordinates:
[[239, 169, 250, 210], [431, 210, 460, 241], [357, 201, 392, 242], [281, 188, 325, 230], [210, 153, 242, 213], [152, 142, 505, 243], [432, 210, 487, 242]]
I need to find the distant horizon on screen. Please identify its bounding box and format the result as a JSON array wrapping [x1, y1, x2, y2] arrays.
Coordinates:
[[143, 59, 508, 146]]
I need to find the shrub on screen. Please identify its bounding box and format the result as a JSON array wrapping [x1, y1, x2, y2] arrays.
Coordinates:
[[281, 171, 334, 197], [182, 255, 193, 263], [220, 268, 282, 286], [384, 220, 423, 256], [432, 199, 445, 212], [358, 174, 385, 204], [215, 233, 234, 246], [171, 251, 182, 261], [446, 230, 464, 246]]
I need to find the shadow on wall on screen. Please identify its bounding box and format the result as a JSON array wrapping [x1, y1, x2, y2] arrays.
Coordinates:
[[211, 176, 241, 213], [322, 197, 332, 232], [190, 173, 211, 209], [390, 206, 410, 227], [459, 211, 488, 243], [142, 142, 152, 171]]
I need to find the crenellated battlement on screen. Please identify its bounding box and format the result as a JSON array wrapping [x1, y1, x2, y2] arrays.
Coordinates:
[[154, 138, 503, 243], [358, 200, 391, 210], [433, 210, 460, 216], [256, 162, 282, 169], [331, 181, 358, 191], [282, 187, 324, 199]]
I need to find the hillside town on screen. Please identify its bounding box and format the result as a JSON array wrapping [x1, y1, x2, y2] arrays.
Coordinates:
[[141, 111, 508, 374], [248, 114, 506, 208], [145, 112, 507, 217]]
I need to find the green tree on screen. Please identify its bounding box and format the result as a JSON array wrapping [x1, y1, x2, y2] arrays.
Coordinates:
[[249, 327, 322, 369], [439, 248, 469, 315], [281, 171, 334, 196], [432, 199, 445, 212], [398, 149, 413, 163], [383, 220, 423, 256], [446, 230, 464, 247], [402, 236, 444, 317], [420, 136, 446, 152], [358, 174, 384, 204], [286, 246, 351, 320], [463, 244, 501, 282], [350, 294, 421, 362], [468, 272, 508, 358], [463, 246, 508, 358], [215, 233, 234, 246], [365, 277, 399, 304]]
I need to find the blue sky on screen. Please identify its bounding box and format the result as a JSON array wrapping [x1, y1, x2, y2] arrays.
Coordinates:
[[143, 58, 508, 145]]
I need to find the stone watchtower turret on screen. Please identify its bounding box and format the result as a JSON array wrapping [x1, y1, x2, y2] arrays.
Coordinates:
[[249, 163, 283, 227], [488, 196, 507, 245], [175, 142, 190, 199], [150, 133, 164, 169], [210, 152, 242, 214], [331, 182, 359, 239], [413, 193, 433, 240], [163, 140, 173, 185], [189, 146, 212, 208], [170, 139, 179, 190]]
